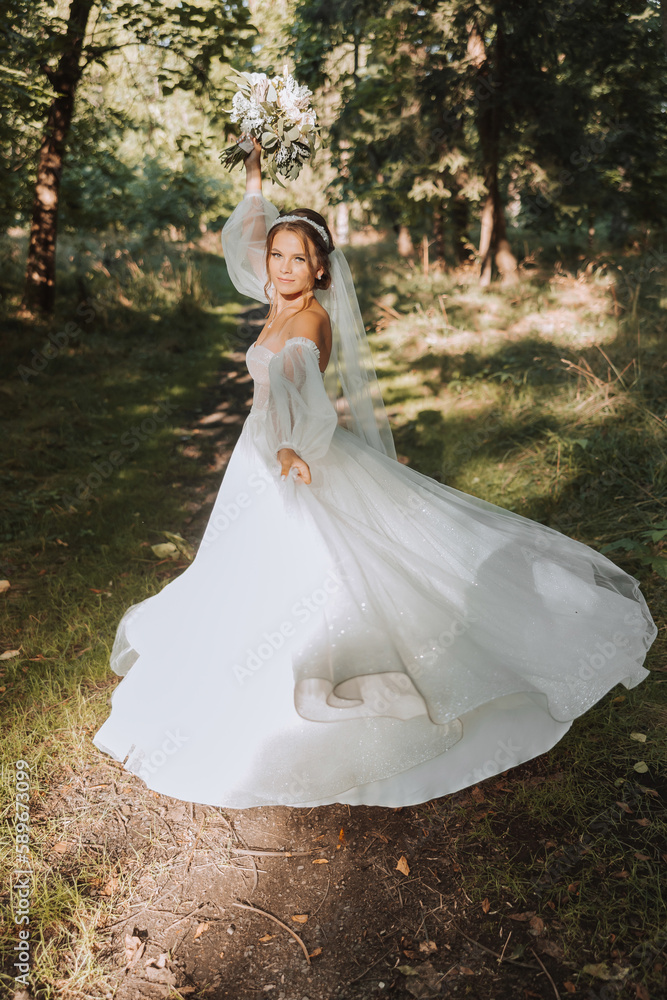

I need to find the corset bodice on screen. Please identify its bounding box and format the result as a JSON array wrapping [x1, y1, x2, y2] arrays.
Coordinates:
[[245, 338, 324, 414], [245, 342, 273, 412]]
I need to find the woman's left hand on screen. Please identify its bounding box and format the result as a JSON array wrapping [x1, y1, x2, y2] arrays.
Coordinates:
[[278, 447, 311, 485]]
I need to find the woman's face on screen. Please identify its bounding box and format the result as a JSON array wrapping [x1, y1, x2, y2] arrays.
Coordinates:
[[268, 230, 317, 297]]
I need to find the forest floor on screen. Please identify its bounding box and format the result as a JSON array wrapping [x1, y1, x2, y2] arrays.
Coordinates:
[[1, 233, 666, 1000]]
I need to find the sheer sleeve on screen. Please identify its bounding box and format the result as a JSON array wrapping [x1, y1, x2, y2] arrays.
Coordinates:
[[264, 338, 338, 467], [220, 192, 279, 303]]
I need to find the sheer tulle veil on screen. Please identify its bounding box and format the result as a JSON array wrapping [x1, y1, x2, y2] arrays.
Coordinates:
[[315, 248, 397, 461]]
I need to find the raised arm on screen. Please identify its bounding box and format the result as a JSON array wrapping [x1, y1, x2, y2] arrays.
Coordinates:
[[244, 135, 262, 195], [220, 135, 279, 303]]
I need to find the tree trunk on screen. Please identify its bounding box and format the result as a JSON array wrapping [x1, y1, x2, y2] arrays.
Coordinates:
[[433, 203, 446, 268], [451, 195, 474, 264], [467, 13, 518, 287], [335, 201, 349, 245], [397, 224, 414, 258], [22, 0, 93, 314]]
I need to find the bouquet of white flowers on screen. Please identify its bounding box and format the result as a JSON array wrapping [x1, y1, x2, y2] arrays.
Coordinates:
[[220, 67, 320, 185]]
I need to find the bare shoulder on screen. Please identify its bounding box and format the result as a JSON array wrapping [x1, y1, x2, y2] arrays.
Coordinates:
[[287, 302, 331, 353]]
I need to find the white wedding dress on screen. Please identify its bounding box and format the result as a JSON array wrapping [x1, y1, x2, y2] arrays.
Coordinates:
[[92, 194, 657, 809]]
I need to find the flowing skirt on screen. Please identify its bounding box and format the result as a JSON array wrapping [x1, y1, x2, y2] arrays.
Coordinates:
[[92, 413, 656, 807]]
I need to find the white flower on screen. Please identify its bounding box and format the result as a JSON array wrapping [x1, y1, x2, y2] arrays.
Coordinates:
[[224, 66, 319, 180]]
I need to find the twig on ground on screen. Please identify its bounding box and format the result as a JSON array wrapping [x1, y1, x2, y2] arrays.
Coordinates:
[[184, 814, 206, 875], [445, 915, 540, 971], [229, 847, 314, 857], [530, 947, 561, 999], [231, 901, 311, 965], [312, 872, 331, 916], [347, 947, 394, 985]]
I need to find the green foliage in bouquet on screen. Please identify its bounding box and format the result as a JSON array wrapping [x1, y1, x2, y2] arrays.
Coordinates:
[[219, 66, 320, 186]]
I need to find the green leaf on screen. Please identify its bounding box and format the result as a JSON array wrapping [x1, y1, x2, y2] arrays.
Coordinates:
[[600, 539, 640, 554]]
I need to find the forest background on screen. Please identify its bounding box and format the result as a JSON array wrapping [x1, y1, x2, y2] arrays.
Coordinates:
[[1, 2, 666, 999]]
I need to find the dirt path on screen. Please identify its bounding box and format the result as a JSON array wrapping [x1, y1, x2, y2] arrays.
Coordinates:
[[42, 307, 574, 1000]]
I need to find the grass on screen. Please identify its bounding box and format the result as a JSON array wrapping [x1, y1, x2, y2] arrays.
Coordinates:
[[1, 225, 666, 997], [343, 236, 667, 996], [0, 228, 244, 995]]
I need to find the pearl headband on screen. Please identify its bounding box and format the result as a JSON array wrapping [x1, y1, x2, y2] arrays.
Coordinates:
[[269, 214, 331, 251]]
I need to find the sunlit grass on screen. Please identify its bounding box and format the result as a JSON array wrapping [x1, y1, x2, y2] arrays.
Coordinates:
[[1, 229, 665, 996], [346, 240, 666, 995]]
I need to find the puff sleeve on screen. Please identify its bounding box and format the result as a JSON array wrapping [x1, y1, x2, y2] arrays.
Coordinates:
[[220, 192, 279, 303], [263, 338, 338, 467]]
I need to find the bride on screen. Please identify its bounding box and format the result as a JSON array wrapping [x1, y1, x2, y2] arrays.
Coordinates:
[[92, 137, 657, 809]]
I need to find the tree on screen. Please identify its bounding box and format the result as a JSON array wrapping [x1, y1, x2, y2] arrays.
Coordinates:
[[291, 0, 667, 282], [5, 0, 254, 313]]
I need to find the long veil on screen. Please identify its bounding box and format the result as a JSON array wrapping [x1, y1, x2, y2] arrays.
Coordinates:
[[316, 248, 397, 461]]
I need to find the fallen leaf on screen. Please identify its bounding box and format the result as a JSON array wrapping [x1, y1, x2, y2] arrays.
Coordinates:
[[397, 965, 419, 976], [419, 941, 437, 954], [458, 965, 475, 975], [635, 818, 651, 827], [616, 801, 633, 813], [162, 530, 196, 561], [634, 852, 650, 861], [508, 911, 536, 922], [528, 916, 545, 937], [0, 649, 20, 660], [564, 982, 576, 993], [0, 580, 10, 594], [308, 947, 322, 958], [124, 934, 145, 968], [537, 940, 564, 959], [633, 761, 649, 773], [100, 876, 119, 896], [582, 963, 630, 981], [150, 542, 179, 560], [312, 858, 328, 864], [193, 922, 210, 939], [630, 732, 647, 743], [612, 696, 626, 704], [145, 953, 169, 969], [396, 855, 410, 876], [481, 898, 490, 913], [635, 984, 650, 1000], [291, 914, 308, 924], [52, 842, 71, 854], [471, 786, 485, 802]]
